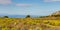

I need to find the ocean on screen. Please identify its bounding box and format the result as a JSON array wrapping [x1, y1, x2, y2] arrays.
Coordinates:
[[0, 15, 38, 18]]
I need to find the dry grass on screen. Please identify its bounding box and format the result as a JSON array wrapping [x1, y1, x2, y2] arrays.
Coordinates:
[[0, 18, 60, 30]]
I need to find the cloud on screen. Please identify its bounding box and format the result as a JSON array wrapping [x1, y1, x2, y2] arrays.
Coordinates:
[[44, 0, 60, 2], [0, 0, 12, 5], [16, 4, 32, 6]]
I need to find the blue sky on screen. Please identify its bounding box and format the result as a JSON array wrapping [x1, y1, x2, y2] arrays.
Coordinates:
[[0, 0, 60, 16]]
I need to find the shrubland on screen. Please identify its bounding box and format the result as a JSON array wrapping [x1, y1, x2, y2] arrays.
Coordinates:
[[0, 18, 60, 30]]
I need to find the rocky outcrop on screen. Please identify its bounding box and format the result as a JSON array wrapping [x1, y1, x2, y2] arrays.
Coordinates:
[[51, 10, 60, 15]]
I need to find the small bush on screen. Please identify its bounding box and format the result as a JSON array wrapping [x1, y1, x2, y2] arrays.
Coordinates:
[[4, 16, 9, 18], [26, 15, 30, 18]]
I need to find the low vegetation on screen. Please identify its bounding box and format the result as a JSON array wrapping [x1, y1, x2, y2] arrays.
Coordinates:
[[0, 13, 60, 30], [0, 18, 60, 30]]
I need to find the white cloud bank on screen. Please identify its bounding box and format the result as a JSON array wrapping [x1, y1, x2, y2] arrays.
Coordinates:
[[16, 4, 32, 6], [0, 0, 33, 6], [44, 0, 60, 2], [0, 0, 12, 5]]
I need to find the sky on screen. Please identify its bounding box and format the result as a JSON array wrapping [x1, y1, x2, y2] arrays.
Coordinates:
[[0, 0, 60, 16]]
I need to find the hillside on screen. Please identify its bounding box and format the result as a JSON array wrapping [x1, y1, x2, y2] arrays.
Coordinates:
[[51, 11, 60, 15], [40, 10, 60, 20]]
